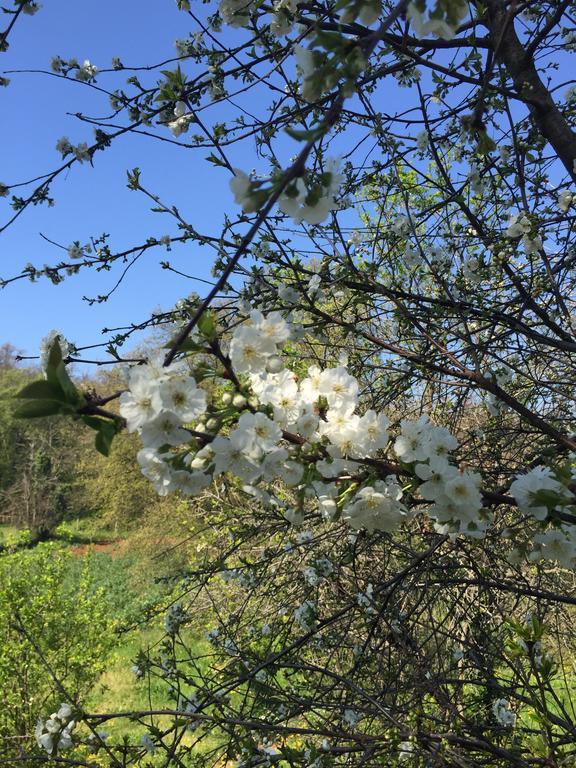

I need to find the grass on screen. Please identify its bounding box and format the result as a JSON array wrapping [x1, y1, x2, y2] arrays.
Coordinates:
[[86, 629, 167, 740]]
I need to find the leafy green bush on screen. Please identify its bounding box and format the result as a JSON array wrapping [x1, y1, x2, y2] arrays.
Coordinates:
[[0, 544, 117, 750]]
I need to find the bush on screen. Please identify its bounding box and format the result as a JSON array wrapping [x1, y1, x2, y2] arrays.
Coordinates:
[[0, 544, 116, 753]]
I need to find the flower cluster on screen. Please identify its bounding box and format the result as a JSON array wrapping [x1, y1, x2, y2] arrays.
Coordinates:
[[395, 416, 486, 536], [35, 703, 75, 755], [56, 136, 91, 163], [99, 310, 576, 564], [119, 351, 210, 496], [505, 212, 542, 254], [168, 100, 194, 138], [406, 0, 468, 40], [230, 158, 343, 225], [277, 158, 343, 225], [492, 698, 516, 728], [75, 59, 98, 82]]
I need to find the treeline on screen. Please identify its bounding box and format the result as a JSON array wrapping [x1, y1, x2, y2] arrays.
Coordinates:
[[0, 342, 159, 543]]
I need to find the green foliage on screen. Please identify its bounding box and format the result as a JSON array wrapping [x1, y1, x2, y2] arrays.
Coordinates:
[[0, 544, 116, 745]]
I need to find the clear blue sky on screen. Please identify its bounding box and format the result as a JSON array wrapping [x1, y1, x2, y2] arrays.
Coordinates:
[[0, 0, 245, 361], [4, 3, 563, 366]]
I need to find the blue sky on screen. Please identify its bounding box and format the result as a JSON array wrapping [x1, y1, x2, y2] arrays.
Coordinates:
[[3, 2, 564, 366], [0, 0, 244, 361]]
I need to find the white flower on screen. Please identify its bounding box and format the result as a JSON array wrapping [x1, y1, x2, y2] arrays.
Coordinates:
[[391, 215, 410, 236], [296, 407, 319, 440], [356, 409, 390, 456], [158, 376, 207, 421], [293, 601, 316, 631], [219, 0, 255, 26], [558, 190, 574, 212], [230, 325, 277, 374], [140, 733, 156, 753], [505, 213, 532, 239], [73, 143, 91, 163], [140, 411, 190, 448], [37, 732, 54, 753], [492, 698, 516, 727], [344, 479, 406, 533], [319, 405, 358, 452], [442, 471, 483, 513], [416, 460, 458, 501], [510, 466, 570, 521], [56, 704, 73, 722], [394, 415, 432, 463], [75, 59, 98, 81], [250, 309, 291, 345], [415, 130, 429, 150], [318, 366, 359, 409], [531, 528, 576, 568], [170, 469, 211, 496], [294, 45, 316, 100], [426, 426, 459, 461], [211, 436, 262, 482], [67, 242, 84, 259], [137, 448, 174, 495], [522, 233, 542, 254], [342, 709, 360, 728], [278, 159, 342, 225], [56, 136, 74, 157], [233, 412, 282, 454], [119, 374, 162, 432], [230, 168, 262, 212], [300, 365, 324, 404]]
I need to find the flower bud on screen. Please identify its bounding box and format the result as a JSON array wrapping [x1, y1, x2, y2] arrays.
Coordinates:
[[221, 392, 233, 406], [266, 355, 283, 374], [232, 393, 247, 408]]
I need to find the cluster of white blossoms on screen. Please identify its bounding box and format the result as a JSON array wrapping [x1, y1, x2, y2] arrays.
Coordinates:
[[504, 212, 542, 254], [55, 136, 91, 163], [75, 59, 98, 82], [35, 703, 75, 755], [558, 190, 575, 212], [510, 466, 576, 567], [230, 158, 343, 225], [67, 240, 92, 260], [118, 351, 211, 497], [510, 466, 573, 521], [109, 310, 575, 562], [394, 415, 486, 536], [218, 0, 299, 35], [406, 0, 468, 40], [278, 158, 343, 225], [492, 698, 516, 728], [344, 477, 407, 533], [168, 100, 194, 138]]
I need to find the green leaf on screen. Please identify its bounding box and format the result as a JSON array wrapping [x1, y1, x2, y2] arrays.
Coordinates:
[[14, 400, 72, 418], [205, 152, 228, 168], [94, 420, 119, 456], [284, 125, 325, 142], [197, 310, 217, 340], [16, 380, 66, 401], [82, 415, 105, 431], [44, 339, 63, 386]]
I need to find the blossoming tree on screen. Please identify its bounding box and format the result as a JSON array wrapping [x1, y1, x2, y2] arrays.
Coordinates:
[[3, 0, 576, 764]]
